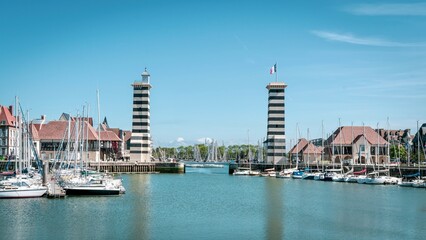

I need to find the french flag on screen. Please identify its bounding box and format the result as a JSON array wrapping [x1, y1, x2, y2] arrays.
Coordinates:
[[270, 64, 277, 74]]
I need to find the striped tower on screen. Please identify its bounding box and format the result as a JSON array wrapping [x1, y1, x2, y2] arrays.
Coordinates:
[[130, 68, 152, 162], [266, 82, 287, 164]]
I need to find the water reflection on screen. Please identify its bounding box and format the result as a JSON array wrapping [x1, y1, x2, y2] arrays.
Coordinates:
[[265, 178, 284, 240], [128, 174, 151, 239]]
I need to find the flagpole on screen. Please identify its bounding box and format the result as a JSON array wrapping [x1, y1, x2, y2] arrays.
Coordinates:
[[275, 62, 278, 82]]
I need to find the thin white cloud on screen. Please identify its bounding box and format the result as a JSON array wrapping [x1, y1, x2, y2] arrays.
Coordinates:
[[346, 3, 426, 16], [311, 30, 426, 47], [234, 34, 249, 51], [176, 137, 185, 143], [346, 80, 426, 92], [197, 137, 212, 144]]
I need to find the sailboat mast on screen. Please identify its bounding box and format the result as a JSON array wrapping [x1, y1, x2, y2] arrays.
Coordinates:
[[67, 115, 71, 168], [296, 123, 299, 169], [18, 98, 22, 173], [376, 122, 379, 172], [417, 120, 420, 174], [74, 112, 79, 175], [363, 122, 367, 175], [86, 103, 90, 172], [26, 109, 30, 170], [387, 117, 390, 166], [97, 89, 101, 170], [332, 129, 335, 170], [339, 118, 342, 173], [81, 106, 85, 170], [307, 128, 310, 169], [14, 96, 18, 173], [321, 121, 324, 172], [351, 122, 354, 165]]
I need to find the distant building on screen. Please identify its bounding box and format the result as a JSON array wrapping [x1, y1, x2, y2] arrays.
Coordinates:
[[37, 120, 99, 161], [310, 138, 325, 147], [324, 126, 389, 165], [0, 105, 17, 159], [412, 123, 426, 160], [376, 128, 411, 146], [288, 138, 323, 164], [36, 115, 121, 162], [101, 117, 130, 160]]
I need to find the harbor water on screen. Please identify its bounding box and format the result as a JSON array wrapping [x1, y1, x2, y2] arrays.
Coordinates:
[[1, 166, 425, 240]]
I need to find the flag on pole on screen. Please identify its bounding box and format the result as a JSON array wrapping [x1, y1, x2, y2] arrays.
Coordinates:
[[270, 64, 277, 74]]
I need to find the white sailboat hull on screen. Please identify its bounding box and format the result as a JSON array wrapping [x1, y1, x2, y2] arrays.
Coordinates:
[[0, 187, 47, 198]]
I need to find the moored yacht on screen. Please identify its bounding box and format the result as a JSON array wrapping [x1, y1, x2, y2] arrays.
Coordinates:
[[64, 177, 122, 196], [0, 178, 47, 198]]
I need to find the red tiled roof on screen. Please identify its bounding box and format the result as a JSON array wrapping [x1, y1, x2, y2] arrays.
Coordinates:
[[289, 138, 309, 154], [289, 138, 323, 154], [328, 126, 388, 145], [100, 131, 121, 142], [30, 124, 40, 140], [38, 120, 99, 141], [33, 123, 43, 131], [0, 105, 16, 127], [108, 128, 120, 137], [304, 143, 322, 154]]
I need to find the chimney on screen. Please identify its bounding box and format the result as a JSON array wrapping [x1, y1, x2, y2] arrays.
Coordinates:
[[8, 105, 13, 115], [41, 115, 46, 120]]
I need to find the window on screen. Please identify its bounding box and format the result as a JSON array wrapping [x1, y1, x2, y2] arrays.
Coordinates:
[[360, 145, 365, 152]]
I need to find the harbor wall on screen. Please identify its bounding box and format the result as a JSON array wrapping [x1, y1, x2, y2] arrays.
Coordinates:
[[0, 161, 185, 174]]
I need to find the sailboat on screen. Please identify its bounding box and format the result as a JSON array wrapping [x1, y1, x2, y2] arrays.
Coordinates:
[[302, 129, 317, 180], [410, 121, 426, 188], [277, 139, 296, 178], [0, 177, 47, 198], [332, 119, 346, 182], [314, 121, 326, 180], [0, 97, 47, 198], [291, 124, 304, 179], [233, 131, 260, 176], [344, 123, 362, 183], [398, 172, 419, 187], [63, 174, 122, 195], [59, 91, 125, 195]]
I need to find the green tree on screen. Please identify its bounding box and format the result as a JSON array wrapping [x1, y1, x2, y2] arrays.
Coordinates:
[[390, 145, 408, 162], [197, 144, 208, 161]]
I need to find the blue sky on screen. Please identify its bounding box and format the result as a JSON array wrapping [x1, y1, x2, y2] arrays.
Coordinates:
[[1, 0, 425, 147]]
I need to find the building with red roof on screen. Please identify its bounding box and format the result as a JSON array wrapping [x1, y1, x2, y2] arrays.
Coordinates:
[[36, 116, 122, 162], [324, 126, 389, 165], [0, 105, 17, 158], [101, 117, 131, 161], [288, 138, 323, 164]]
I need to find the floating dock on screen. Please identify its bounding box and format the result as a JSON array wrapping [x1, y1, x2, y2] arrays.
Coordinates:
[[46, 178, 66, 198]]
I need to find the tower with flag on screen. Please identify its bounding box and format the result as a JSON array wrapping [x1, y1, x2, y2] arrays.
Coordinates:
[[266, 63, 287, 164]]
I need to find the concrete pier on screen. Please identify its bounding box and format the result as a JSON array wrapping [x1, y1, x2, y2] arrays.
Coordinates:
[[89, 162, 185, 174]]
